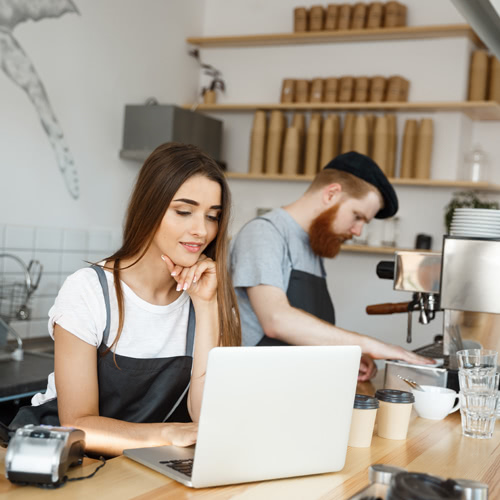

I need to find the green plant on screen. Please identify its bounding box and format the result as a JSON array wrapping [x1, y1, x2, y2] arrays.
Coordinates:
[[444, 191, 499, 232]]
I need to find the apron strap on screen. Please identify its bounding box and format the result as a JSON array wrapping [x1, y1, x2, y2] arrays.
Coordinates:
[[186, 301, 195, 357], [90, 264, 111, 346]]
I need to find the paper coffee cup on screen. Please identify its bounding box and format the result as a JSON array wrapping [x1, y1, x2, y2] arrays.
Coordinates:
[[375, 389, 414, 440], [348, 394, 379, 447]]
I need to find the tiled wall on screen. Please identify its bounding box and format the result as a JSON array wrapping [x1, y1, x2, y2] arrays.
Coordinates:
[[0, 224, 121, 339]]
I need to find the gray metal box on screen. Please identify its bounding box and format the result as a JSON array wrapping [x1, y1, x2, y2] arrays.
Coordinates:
[[121, 104, 222, 162]]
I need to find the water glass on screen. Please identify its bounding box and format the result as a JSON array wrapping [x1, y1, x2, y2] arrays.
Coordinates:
[[458, 367, 499, 439], [459, 370, 500, 393], [456, 349, 498, 370], [459, 390, 499, 439]]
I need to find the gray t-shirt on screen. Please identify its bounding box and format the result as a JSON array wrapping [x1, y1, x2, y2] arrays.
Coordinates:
[[230, 208, 326, 346]]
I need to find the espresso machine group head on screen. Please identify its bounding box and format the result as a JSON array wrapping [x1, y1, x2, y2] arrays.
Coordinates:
[[367, 252, 442, 344]]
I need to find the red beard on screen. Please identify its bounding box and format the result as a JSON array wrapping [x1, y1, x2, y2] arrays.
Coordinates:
[[309, 203, 352, 258]]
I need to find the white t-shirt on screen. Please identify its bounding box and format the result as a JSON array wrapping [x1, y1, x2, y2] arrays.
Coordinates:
[[32, 266, 191, 406]]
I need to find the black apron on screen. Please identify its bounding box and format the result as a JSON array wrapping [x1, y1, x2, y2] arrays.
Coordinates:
[[256, 218, 335, 347], [10, 265, 195, 428]]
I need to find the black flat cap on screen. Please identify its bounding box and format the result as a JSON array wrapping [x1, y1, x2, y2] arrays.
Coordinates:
[[323, 151, 398, 219]]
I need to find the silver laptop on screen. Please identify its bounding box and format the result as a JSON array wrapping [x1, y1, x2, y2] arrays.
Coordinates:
[[124, 345, 361, 488]]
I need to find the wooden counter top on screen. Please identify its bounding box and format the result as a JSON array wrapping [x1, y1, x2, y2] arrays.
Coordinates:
[[1, 382, 499, 499]]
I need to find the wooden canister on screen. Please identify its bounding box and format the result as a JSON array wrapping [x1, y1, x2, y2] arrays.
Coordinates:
[[294, 7, 308, 32], [386, 75, 405, 102], [292, 113, 306, 174], [468, 50, 489, 101], [265, 110, 285, 175], [320, 114, 340, 168], [337, 4, 352, 30], [282, 127, 301, 175], [295, 79, 310, 103], [341, 113, 356, 153], [385, 114, 397, 178], [372, 115, 389, 174], [400, 77, 410, 101], [400, 119, 417, 178], [383, 1, 400, 27], [248, 111, 267, 174], [354, 76, 370, 102], [309, 5, 325, 31], [325, 4, 339, 30], [281, 79, 296, 103], [366, 2, 384, 28], [351, 3, 367, 29], [338, 76, 354, 102], [203, 90, 216, 104], [310, 78, 325, 102], [304, 113, 322, 175], [352, 114, 369, 155], [488, 56, 500, 102], [324, 78, 339, 102], [398, 4, 407, 26], [414, 118, 433, 179], [369, 76, 386, 102]]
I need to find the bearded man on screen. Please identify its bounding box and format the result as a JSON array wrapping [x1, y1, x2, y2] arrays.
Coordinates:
[[230, 151, 433, 381]]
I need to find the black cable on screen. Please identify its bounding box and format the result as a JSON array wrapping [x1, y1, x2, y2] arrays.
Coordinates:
[[0, 421, 15, 447], [34, 455, 106, 489], [67, 455, 106, 482]]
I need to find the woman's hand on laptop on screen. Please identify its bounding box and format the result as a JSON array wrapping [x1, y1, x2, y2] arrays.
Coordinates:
[[358, 354, 377, 381], [161, 422, 198, 447]]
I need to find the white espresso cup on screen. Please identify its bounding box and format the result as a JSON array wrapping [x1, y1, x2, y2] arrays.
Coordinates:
[[412, 385, 460, 420]]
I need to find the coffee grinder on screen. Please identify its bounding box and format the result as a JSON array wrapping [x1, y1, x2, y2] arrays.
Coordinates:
[[367, 235, 500, 391]]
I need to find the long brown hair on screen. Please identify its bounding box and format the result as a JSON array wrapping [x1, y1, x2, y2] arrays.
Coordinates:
[[103, 142, 241, 359]]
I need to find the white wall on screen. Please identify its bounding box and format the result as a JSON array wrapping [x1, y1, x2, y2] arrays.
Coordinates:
[[1, 0, 204, 229], [199, 0, 500, 351], [0, 0, 205, 338]]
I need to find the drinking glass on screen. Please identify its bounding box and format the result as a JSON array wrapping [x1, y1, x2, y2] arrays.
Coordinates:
[[458, 369, 499, 439], [456, 349, 498, 370], [459, 370, 500, 393], [459, 390, 499, 439]]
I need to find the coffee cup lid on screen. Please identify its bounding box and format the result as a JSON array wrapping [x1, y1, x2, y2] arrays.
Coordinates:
[[354, 394, 379, 409], [388, 472, 461, 500], [375, 389, 415, 404]]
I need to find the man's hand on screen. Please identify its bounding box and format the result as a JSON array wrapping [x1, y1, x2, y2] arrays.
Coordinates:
[[358, 353, 377, 381], [365, 339, 435, 365]]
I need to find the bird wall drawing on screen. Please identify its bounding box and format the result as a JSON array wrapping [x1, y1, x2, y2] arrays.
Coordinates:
[[0, 0, 80, 199]]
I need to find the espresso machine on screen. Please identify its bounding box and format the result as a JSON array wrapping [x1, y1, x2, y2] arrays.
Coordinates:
[[367, 235, 500, 391]]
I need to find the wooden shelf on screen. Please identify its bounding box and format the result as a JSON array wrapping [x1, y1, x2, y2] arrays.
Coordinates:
[[187, 23, 483, 48], [184, 101, 500, 121], [340, 244, 408, 254], [225, 172, 500, 191]]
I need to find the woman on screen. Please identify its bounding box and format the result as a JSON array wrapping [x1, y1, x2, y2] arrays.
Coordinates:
[[13, 143, 241, 456]]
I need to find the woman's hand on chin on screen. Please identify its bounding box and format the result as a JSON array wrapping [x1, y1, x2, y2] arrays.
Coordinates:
[[161, 254, 217, 304]]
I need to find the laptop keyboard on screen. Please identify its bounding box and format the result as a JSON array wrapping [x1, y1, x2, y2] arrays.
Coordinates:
[[159, 459, 193, 478]]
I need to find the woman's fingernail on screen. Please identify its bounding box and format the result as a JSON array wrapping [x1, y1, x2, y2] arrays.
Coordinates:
[[183, 283, 188, 290], [161, 255, 165, 261], [176, 283, 182, 292], [193, 276, 197, 283], [171, 271, 177, 276]]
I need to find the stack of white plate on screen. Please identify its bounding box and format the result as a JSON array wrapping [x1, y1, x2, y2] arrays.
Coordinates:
[[450, 208, 500, 238]]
